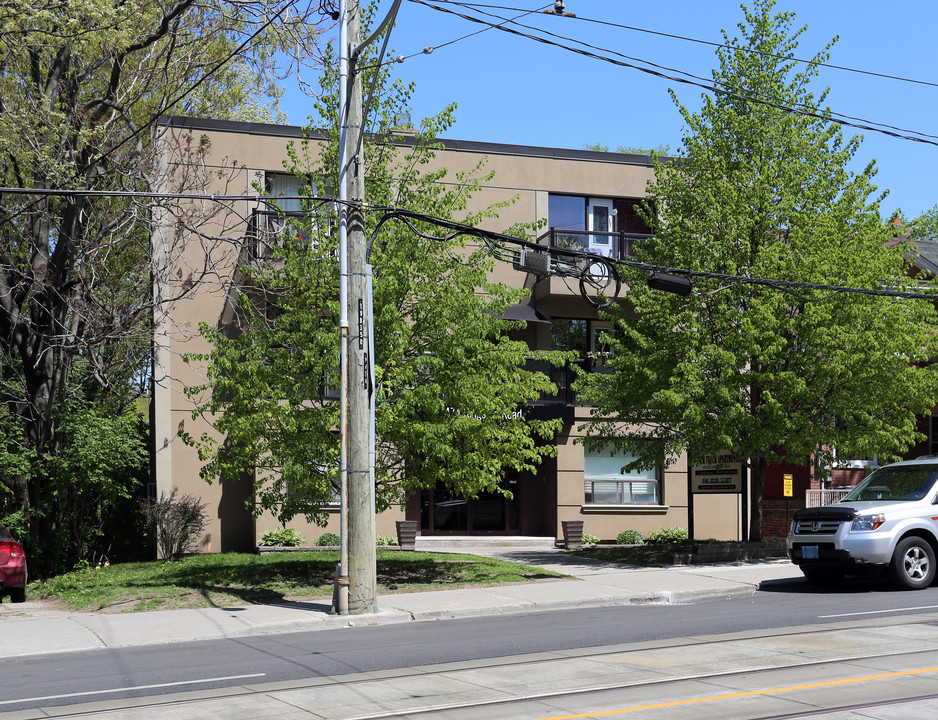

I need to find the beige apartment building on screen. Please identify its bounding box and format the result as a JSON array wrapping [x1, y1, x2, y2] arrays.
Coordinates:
[[151, 115, 745, 553]]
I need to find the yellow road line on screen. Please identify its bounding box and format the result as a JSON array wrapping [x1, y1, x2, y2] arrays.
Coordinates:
[[538, 664, 938, 719]]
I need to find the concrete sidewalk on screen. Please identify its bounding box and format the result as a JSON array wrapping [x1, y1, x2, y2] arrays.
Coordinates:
[[0, 548, 803, 659]]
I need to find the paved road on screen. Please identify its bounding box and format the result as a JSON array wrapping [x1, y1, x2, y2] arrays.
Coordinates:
[[5, 560, 938, 719], [5, 606, 938, 719]]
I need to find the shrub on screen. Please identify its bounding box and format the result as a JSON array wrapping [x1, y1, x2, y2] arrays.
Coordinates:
[[316, 532, 341, 546], [645, 527, 689, 544], [375, 536, 397, 546], [581, 533, 600, 545], [0, 510, 27, 541], [259, 528, 307, 547], [616, 529, 644, 545], [139, 492, 208, 560]]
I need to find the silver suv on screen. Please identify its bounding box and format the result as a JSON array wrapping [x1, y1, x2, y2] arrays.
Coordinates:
[[788, 458, 938, 589]]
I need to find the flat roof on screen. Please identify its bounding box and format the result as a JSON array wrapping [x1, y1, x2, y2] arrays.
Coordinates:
[[156, 115, 658, 168]]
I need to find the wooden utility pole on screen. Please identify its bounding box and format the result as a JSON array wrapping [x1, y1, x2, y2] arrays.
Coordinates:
[[337, 0, 377, 614]]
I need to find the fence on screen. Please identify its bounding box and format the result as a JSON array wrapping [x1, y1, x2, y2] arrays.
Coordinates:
[[805, 488, 852, 508]]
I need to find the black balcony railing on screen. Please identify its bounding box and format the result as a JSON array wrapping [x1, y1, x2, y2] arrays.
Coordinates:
[[523, 356, 614, 411], [245, 209, 313, 263], [245, 209, 285, 262], [536, 228, 652, 260], [524, 358, 579, 406]]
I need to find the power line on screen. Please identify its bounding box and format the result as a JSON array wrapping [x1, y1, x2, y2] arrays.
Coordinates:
[[4, 190, 936, 305], [407, 0, 938, 148], [451, 2, 938, 143], [431, 1, 938, 90], [367, 206, 938, 305], [388, 1, 553, 64], [0, 0, 305, 232]]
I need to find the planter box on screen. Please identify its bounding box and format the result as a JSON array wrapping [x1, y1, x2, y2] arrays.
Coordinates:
[[396, 520, 419, 551], [561, 520, 584, 550], [671, 540, 787, 565]]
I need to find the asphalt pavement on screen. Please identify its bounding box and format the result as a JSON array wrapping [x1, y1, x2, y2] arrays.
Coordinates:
[[0, 545, 803, 660]]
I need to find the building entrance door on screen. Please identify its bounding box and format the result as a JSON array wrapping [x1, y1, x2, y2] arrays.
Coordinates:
[[420, 485, 520, 534]]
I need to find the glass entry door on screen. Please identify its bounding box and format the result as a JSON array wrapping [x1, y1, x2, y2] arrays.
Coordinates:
[[420, 486, 519, 534]]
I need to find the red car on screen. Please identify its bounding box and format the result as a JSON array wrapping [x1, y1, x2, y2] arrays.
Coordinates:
[[0, 526, 26, 603]]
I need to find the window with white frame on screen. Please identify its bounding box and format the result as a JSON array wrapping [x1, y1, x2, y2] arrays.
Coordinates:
[[584, 445, 660, 505]]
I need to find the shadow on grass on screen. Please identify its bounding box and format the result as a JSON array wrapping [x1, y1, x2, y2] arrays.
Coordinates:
[[375, 554, 559, 590], [37, 551, 564, 611], [569, 545, 684, 566]]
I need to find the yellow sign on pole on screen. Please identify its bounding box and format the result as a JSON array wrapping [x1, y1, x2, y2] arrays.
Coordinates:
[[783, 473, 793, 498]]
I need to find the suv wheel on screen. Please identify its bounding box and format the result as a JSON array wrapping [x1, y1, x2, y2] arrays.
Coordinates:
[[8, 587, 25, 603], [889, 537, 937, 590]]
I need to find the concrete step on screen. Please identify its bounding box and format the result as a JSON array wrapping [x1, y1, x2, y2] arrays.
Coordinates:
[[415, 536, 558, 550]]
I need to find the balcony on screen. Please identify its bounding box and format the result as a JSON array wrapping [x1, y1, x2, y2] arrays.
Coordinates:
[[530, 228, 652, 302], [525, 358, 579, 406], [244, 208, 311, 264], [536, 228, 652, 260], [522, 357, 611, 423]]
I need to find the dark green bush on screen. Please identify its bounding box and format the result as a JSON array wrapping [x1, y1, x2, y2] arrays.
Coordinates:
[[645, 527, 689, 544], [616, 529, 644, 545], [316, 532, 341, 546], [259, 528, 307, 547]]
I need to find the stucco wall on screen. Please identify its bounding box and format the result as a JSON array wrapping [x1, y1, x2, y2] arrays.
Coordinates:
[[152, 117, 726, 551]]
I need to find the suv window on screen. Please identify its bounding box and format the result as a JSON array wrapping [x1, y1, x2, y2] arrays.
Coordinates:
[[842, 464, 938, 502]]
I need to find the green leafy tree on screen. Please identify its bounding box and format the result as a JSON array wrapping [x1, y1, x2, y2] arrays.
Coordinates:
[[0, 0, 325, 572], [185, 26, 567, 525], [582, 143, 672, 155], [910, 205, 938, 244], [577, 0, 938, 540]]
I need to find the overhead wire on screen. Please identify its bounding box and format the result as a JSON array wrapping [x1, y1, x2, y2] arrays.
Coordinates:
[[385, 1, 554, 66], [5, 3, 938, 308], [430, 1, 938, 90], [406, 0, 938, 147], [450, 2, 938, 143], [4, 185, 937, 304], [0, 0, 310, 233]]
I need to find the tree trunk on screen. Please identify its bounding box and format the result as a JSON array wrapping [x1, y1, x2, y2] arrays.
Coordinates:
[[749, 454, 767, 542]]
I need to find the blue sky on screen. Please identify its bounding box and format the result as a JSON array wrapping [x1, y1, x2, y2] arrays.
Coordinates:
[[280, 1, 938, 219]]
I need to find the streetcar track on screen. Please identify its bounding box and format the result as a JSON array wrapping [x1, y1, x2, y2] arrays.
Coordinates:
[[14, 621, 938, 720], [754, 690, 938, 719]]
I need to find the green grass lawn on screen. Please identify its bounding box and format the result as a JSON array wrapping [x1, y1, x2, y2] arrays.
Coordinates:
[[29, 551, 565, 613]]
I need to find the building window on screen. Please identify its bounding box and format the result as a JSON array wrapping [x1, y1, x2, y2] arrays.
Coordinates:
[[549, 195, 587, 232], [267, 173, 304, 214], [584, 445, 660, 505], [284, 453, 339, 505], [547, 195, 653, 235], [550, 317, 588, 355], [550, 318, 612, 359]]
